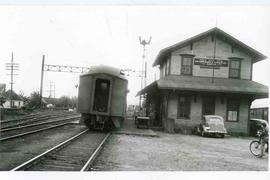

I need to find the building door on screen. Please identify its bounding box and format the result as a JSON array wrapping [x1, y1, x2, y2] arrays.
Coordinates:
[[202, 96, 215, 116], [152, 96, 161, 127]]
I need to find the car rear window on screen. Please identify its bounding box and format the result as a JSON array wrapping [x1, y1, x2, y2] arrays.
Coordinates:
[[208, 117, 222, 123]]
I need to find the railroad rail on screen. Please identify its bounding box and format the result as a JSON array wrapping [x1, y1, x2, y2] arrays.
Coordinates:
[[10, 131, 111, 171], [0, 115, 80, 132], [0, 111, 61, 123], [0, 114, 64, 129], [0, 111, 78, 129], [0, 116, 80, 141]]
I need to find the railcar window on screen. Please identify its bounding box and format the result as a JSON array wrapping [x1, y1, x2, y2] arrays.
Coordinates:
[[93, 79, 110, 112]]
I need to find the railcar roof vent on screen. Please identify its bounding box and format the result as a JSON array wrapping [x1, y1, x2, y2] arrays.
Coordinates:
[[120, 70, 125, 75]]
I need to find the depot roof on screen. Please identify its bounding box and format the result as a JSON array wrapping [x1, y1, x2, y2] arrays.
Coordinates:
[[153, 27, 267, 66], [137, 75, 268, 98]]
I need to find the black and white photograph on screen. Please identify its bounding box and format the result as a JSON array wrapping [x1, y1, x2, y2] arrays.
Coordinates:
[[0, 0, 269, 179]]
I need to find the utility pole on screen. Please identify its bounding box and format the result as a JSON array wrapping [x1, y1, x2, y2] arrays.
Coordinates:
[[40, 55, 45, 108], [53, 82, 55, 99], [139, 36, 152, 108], [5, 52, 19, 108], [48, 81, 55, 99], [46, 81, 55, 105], [49, 82, 52, 99], [212, 27, 217, 83], [74, 84, 78, 109]]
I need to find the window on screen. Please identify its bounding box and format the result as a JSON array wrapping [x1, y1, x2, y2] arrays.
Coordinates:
[[159, 65, 163, 78], [181, 56, 193, 75], [165, 60, 168, 76], [229, 59, 241, 78], [162, 62, 166, 77], [177, 96, 191, 119], [227, 98, 239, 122], [263, 109, 268, 120], [93, 79, 110, 112], [165, 58, 171, 76], [202, 96, 215, 116], [250, 109, 254, 119], [163, 58, 171, 76]]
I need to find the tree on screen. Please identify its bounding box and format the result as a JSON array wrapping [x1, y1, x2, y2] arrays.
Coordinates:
[[55, 96, 72, 108], [71, 96, 78, 108], [28, 91, 42, 108], [0, 95, 6, 107], [54, 96, 77, 109], [19, 91, 29, 105]]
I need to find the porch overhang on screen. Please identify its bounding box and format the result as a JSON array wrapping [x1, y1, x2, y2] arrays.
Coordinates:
[[136, 81, 158, 96], [137, 75, 268, 99]]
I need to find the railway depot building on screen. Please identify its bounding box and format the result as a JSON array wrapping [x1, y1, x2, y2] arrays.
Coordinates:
[[138, 27, 268, 136]]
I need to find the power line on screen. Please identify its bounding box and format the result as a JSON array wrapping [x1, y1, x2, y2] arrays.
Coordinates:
[[44, 64, 90, 73], [122, 69, 143, 77], [43, 64, 142, 77]]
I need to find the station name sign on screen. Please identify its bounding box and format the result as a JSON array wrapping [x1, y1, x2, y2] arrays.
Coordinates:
[[194, 58, 228, 69]]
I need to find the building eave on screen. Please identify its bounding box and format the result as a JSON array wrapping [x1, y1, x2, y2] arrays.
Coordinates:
[[136, 81, 158, 96], [138, 75, 268, 99]]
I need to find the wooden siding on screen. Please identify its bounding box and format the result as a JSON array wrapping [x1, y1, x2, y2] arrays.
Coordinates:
[[165, 35, 252, 80]]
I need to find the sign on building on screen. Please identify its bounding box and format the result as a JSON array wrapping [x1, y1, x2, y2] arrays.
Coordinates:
[[194, 58, 228, 69]]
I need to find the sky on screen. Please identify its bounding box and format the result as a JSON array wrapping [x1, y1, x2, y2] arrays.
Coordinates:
[[0, 4, 269, 105]]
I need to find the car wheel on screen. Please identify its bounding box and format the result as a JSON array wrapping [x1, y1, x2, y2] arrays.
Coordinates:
[[201, 131, 205, 137], [220, 134, 225, 138], [196, 127, 201, 135]]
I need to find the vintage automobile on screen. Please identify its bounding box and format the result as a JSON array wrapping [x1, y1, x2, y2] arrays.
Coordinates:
[[197, 115, 227, 138], [249, 118, 268, 137]]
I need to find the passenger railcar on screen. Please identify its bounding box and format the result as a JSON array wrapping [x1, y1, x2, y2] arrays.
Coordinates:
[[77, 65, 128, 131]]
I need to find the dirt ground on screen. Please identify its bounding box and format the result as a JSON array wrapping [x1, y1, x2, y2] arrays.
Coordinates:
[[93, 132, 268, 171]]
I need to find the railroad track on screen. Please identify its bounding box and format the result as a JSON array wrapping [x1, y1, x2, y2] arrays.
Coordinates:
[[0, 112, 78, 129], [0, 111, 58, 124], [0, 116, 80, 141], [0, 114, 63, 128], [0, 114, 80, 130], [10, 130, 111, 171]]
